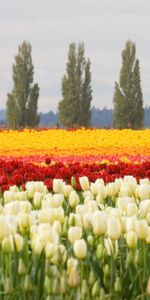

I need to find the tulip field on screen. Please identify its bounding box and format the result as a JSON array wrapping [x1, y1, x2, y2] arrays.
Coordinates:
[[0, 129, 150, 299]]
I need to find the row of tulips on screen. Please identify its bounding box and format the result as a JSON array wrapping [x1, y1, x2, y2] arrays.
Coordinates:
[[0, 158, 150, 192], [0, 176, 149, 299], [0, 129, 150, 158]]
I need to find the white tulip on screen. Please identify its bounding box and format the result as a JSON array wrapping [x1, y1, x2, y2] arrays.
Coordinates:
[[17, 191, 28, 201], [92, 211, 107, 236], [140, 200, 150, 218], [79, 176, 90, 191], [126, 216, 137, 232], [107, 217, 122, 240], [82, 213, 93, 229], [76, 205, 87, 216], [126, 203, 138, 217], [107, 183, 117, 197], [33, 192, 43, 209], [136, 220, 149, 240], [73, 239, 87, 259], [126, 231, 137, 248], [0, 216, 10, 240], [52, 194, 64, 207], [87, 200, 98, 213], [53, 179, 63, 193], [62, 185, 73, 198], [124, 176, 137, 194], [68, 226, 82, 244], [138, 185, 150, 200], [4, 191, 16, 203], [69, 191, 79, 208], [119, 183, 132, 197], [68, 213, 82, 227]]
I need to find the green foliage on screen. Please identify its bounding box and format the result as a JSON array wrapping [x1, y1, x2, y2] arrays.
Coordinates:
[[113, 40, 144, 129], [6, 41, 40, 129], [58, 42, 92, 128]]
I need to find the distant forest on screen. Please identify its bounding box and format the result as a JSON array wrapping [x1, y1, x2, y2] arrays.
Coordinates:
[[0, 106, 150, 128]]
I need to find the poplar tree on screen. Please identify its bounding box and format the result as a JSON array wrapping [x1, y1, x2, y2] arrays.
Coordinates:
[[113, 40, 144, 129], [7, 41, 40, 129], [58, 42, 92, 128]]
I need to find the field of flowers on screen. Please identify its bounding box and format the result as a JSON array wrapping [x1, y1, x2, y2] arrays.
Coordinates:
[[0, 129, 150, 299]]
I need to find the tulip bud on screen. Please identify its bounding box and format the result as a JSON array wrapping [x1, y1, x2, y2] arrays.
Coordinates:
[[73, 239, 87, 260], [45, 243, 58, 259], [138, 184, 150, 200], [58, 244, 67, 264], [68, 270, 80, 288], [52, 220, 62, 235], [92, 280, 100, 297], [68, 213, 82, 227], [10, 185, 19, 193], [62, 216, 68, 236], [68, 226, 82, 244], [126, 216, 137, 232], [87, 235, 94, 247], [114, 276, 122, 293], [96, 243, 103, 259], [82, 213, 93, 229], [50, 265, 59, 277], [44, 275, 52, 294], [107, 217, 122, 240], [92, 211, 107, 236], [126, 231, 137, 248], [14, 234, 24, 252], [60, 275, 67, 294], [99, 288, 106, 300], [79, 176, 90, 191], [136, 220, 148, 240], [4, 191, 16, 203], [33, 192, 42, 209], [52, 278, 59, 295], [53, 179, 63, 194], [2, 236, 12, 254], [107, 182, 117, 197], [63, 185, 73, 198], [19, 213, 30, 234], [23, 275, 32, 291], [140, 200, 150, 218], [134, 249, 141, 267], [26, 182, 36, 199], [104, 238, 114, 256], [104, 264, 110, 278], [18, 258, 27, 275], [32, 239, 44, 255], [71, 176, 77, 189], [4, 278, 13, 294], [0, 216, 10, 240], [67, 257, 78, 273], [69, 191, 79, 208], [126, 251, 134, 266], [88, 270, 96, 285], [52, 194, 64, 207], [127, 203, 138, 217], [81, 279, 88, 297]]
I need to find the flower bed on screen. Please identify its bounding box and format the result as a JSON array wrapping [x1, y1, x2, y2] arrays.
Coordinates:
[[0, 129, 150, 299], [0, 177, 150, 299]]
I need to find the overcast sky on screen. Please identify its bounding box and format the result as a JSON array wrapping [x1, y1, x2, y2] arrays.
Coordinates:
[[0, 0, 150, 112]]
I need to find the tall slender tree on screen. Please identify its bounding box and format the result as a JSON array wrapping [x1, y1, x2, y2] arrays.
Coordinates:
[[58, 42, 92, 128], [113, 40, 144, 129], [7, 41, 40, 129]]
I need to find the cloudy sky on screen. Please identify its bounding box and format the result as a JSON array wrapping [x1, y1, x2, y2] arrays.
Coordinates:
[[0, 0, 150, 112]]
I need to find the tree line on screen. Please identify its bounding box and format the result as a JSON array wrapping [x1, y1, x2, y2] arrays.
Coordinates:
[[3, 40, 146, 129]]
